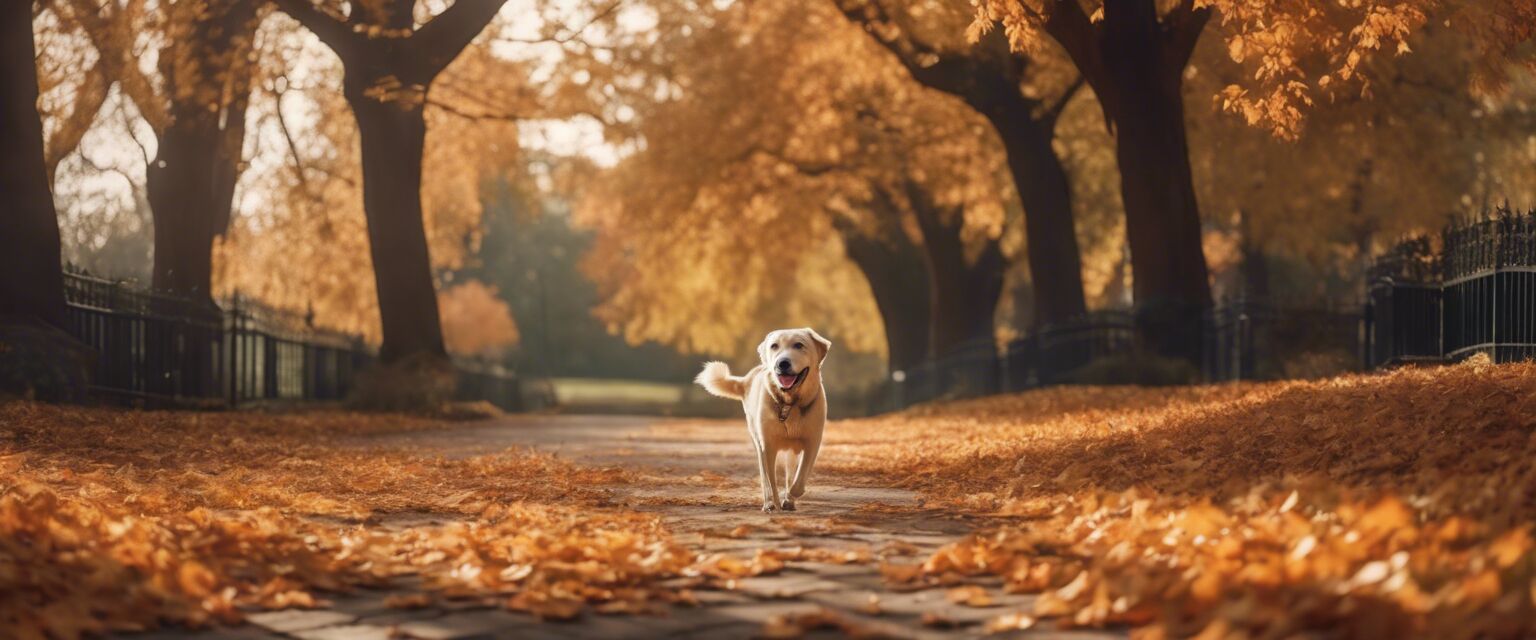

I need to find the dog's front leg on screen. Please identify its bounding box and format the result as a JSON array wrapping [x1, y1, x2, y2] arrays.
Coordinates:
[[756, 445, 779, 512], [780, 450, 801, 511], [787, 436, 820, 501]]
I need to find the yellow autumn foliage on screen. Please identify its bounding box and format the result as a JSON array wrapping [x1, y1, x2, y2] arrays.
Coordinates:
[[439, 279, 520, 357]]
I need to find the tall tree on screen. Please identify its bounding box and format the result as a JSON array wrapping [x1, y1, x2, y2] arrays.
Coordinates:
[[3, 0, 95, 401], [968, 0, 1533, 362], [571, 0, 1011, 364], [211, 39, 529, 343], [831, 200, 932, 373], [834, 0, 1087, 329], [2, 0, 67, 330], [903, 181, 1006, 355], [972, 0, 1213, 364], [148, 0, 259, 305], [273, 0, 509, 365], [62, 0, 260, 306]]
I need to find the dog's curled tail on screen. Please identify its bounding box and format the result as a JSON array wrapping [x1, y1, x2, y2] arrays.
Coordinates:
[[695, 361, 747, 400]]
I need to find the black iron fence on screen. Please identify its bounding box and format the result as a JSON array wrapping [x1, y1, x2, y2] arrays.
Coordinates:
[[62, 269, 520, 410], [843, 205, 1536, 415], [65, 272, 233, 405], [1366, 207, 1536, 367], [839, 206, 1536, 415], [840, 300, 1364, 416], [221, 294, 374, 405], [1206, 297, 1362, 382]]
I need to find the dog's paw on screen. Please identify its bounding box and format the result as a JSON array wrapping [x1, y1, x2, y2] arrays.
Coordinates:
[[761, 502, 778, 513], [780, 498, 796, 511]]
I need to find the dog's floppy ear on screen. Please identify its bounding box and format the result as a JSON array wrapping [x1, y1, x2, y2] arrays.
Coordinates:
[[805, 328, 832, 364], [757, 331, 777, 365]]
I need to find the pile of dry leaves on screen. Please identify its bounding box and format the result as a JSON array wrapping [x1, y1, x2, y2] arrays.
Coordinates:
[[843, 359, 1536, 637], [0, 405, 703, 637]]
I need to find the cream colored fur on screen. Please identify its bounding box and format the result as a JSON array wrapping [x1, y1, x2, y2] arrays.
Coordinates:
[[695, 328, 831, 512]]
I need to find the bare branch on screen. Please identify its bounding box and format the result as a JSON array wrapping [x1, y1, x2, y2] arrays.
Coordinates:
[[271, 79, 314, 196], [112, 98, 153, 170], [494, 0, 624, 45], [425, 97, 537, 122]]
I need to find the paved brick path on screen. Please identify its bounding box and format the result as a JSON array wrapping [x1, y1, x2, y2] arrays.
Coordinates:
[[126, 415, 1121, 640]]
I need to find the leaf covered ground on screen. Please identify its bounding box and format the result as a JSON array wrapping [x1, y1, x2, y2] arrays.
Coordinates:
[[823, 358, 1536, 638], [0, 408, 704, 637], [4, 360, 1535, 638]]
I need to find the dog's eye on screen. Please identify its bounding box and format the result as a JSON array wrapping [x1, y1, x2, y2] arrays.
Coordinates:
[[793, 342, 805, 350], [770, 344, 779, 351]]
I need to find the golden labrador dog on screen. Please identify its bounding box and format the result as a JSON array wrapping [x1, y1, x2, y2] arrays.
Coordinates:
[[695, 328, 831, 512]]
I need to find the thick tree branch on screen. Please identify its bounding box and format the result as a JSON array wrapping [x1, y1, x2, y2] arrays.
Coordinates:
[[66, 0, 167, 131], [971, 236, 1006, 280], [45, 67, 110, 183], [413, 0, 513, 78], [271, 0, 362, 62], [1039, 74, 1085, 132], [1164, 0, 1212, 71], [833, 0, 983, 98], [903, 178, 956, 234], [1036, 0, 1104, 92]]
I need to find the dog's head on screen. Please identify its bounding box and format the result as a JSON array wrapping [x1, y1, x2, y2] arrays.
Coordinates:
[[757, 328, 832, 393]]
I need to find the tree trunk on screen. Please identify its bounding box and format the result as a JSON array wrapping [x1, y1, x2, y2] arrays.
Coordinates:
[[1, 2, 67, 329], [146, 120, 240, 306], [831, 6, 1089, 329], [923, 239, 1004, 355], [834, 216, 931, 373], [147, 0, 257, 306], [1236, 209, 1269, 299], [1, 2, 93, 401], [908, 186, 1005, 355], [1114, 125, 1210, 361], [345, 72, 448, 364], [1093, 0, 1212, 364], [273, 0, 509, 373], [979, 97, 1088, 327], [1111, 94, 1210, 362]]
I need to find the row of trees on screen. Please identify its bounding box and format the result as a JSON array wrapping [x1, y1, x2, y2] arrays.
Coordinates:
[[4, 0, 1535, 397], [571, 0, 1535, 373], [8, 0, 545, 396]]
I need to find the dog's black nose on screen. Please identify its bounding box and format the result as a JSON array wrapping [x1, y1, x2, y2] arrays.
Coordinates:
[[775, 359, 793, 373]]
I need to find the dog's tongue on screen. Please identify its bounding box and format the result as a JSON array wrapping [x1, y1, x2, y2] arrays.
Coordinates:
[[777, 374, 798, 389]]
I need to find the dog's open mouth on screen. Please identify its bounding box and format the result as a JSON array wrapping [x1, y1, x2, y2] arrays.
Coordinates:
[[776, 368, 807, 391]]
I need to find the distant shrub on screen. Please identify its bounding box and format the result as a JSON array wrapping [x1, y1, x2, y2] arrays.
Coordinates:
[[439, 280, 519, 358]]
